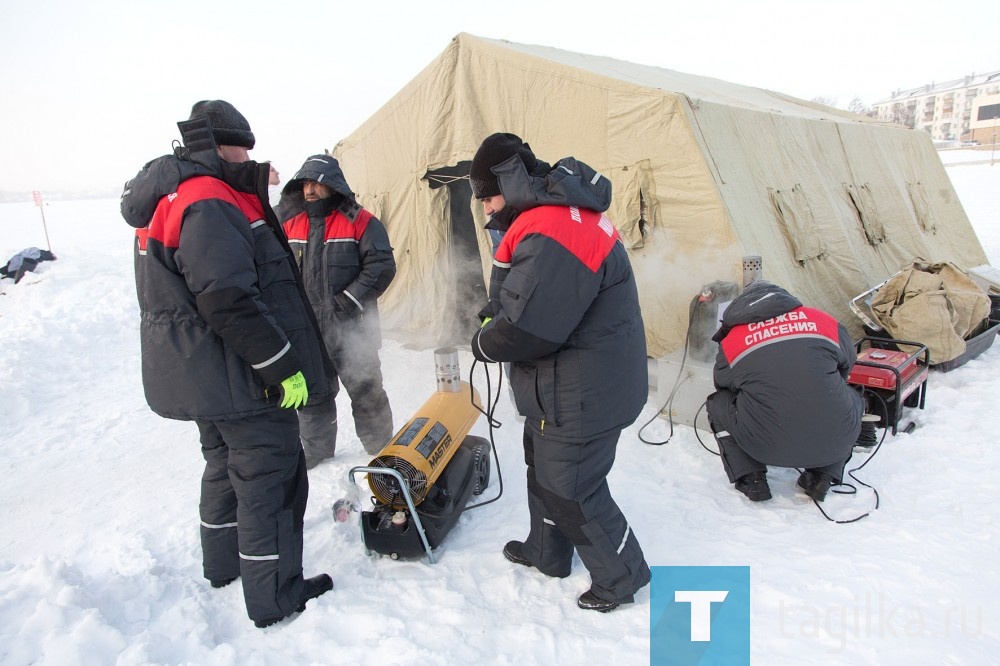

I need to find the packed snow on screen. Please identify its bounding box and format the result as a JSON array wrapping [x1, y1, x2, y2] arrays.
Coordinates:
[[1, 154, 997, 664]]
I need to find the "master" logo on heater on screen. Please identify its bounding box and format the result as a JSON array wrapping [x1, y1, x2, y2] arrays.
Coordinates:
[[427, 434, 453, 469]]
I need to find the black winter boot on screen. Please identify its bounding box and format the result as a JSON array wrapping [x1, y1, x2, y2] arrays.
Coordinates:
[[734, 472, 772, 502], [797, 471, 834, 502], [577, 588, 619, 613], [253, 574, 333, 629], [503, 540, 533, 568]]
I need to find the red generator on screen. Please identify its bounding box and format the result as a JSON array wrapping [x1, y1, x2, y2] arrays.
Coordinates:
[[847, 337, 930, 434]]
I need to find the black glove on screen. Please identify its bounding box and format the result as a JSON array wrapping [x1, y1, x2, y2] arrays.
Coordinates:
[[471, 327, 495, 363], [333, 291, 362, 317], [477, 301, 495, 322]]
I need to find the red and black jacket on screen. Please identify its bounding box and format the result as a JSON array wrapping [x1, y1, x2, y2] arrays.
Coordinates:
[[710, 282, 863, 467], [473, 201, 648, 442], [282, 195, 395, 344], [122, 155, 330, 420]]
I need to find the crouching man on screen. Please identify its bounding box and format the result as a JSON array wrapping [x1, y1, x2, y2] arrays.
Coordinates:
[[705, 281, 864, 502]]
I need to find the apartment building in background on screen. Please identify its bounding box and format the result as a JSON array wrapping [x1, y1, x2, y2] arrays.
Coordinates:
[[873, 69, 1000, 142], [966, 92, 1000, 146]]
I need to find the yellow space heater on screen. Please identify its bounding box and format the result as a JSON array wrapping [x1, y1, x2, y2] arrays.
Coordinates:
[[367, 350, 482, 509]]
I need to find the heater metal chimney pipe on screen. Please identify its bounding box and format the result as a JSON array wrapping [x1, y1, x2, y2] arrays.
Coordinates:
[[742, 255, 762, 287], [434, 347, 462, 393]]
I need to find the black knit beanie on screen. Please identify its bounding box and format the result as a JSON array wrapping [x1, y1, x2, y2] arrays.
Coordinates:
[[469, 132, 537, 199], [188, 100, 255, 149]]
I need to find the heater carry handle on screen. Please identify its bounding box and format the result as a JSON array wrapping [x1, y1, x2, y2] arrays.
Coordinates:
[[347, 466, 437, 564]]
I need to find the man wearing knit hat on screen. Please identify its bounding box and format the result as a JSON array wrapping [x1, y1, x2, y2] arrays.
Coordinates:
[[470, 133, 651, 613], [121, 100, 333, 628]]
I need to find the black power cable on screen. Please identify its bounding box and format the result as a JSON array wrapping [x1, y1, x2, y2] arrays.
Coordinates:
[[806, 388, 888, 523], [462, 359, 505, 511], [691, 400, 721, 456], [637, 310, 697, 445], [638, 296, 721, 456]]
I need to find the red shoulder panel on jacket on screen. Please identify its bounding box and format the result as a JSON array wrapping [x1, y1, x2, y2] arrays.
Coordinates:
[[283, 208, 373, 243], [497, 205, 619, 273], [143, 176, 265, 249]]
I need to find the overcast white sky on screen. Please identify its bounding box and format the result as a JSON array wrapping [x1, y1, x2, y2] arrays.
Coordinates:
[[1, 0, 997, 194]]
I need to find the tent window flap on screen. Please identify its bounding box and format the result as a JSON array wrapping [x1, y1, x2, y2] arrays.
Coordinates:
[[906, 180, 938, 234], [768, 183, 825, 264], [607, 160, 659, 249], [845, 182, 886, 246]]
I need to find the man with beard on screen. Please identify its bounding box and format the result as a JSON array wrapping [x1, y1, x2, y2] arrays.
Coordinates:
[[281, 154, 397, 464]]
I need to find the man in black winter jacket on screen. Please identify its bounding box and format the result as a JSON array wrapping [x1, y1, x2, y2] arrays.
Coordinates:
[[121, 100, 332, 628], [705, 281, 864, 503], [470, 133, 650, 613], [280, 154, 397, 462]]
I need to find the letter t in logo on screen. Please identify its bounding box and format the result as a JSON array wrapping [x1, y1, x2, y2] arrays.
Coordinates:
[[675, 590, 729, 641], [650, 567, 749, 663]]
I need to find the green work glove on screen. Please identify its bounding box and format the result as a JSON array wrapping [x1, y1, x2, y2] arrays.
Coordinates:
[[279, 371, 309, 409]]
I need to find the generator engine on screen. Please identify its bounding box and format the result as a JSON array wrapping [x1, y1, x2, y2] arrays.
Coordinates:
[[847, 337, 930, 435]]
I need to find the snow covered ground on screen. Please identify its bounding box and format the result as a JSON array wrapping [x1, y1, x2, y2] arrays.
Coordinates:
[[1, 157, 997, 664]]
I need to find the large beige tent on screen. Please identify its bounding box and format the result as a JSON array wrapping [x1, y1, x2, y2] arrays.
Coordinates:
[[333, 33, 987, 357]]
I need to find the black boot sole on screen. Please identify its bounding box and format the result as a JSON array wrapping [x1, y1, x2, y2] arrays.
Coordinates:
[[741, 490, 772, 502], [503, 541, 533, 567], [578, 590, 620, 613], [254, 603, 306, 629], [254, 574, 333, 629], [210, 577, 237, 589]]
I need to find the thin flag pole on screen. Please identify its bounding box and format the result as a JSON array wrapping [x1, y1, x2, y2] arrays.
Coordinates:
[[32, 190, 52, 251]]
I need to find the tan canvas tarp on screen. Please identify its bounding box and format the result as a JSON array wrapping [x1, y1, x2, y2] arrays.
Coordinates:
[[333, 33, 989, 357], [871, 261, 992, 364]]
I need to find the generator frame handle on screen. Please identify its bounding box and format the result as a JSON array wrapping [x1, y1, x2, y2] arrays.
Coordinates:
[[347, 466, 438, 564], [853, 336, 930, 434]]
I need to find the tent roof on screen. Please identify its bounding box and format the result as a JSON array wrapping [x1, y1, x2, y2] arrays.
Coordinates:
[[458, 33, 887, 124]]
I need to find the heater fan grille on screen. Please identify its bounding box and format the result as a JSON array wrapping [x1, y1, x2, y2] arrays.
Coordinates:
[[370, 455, 429, 505]]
